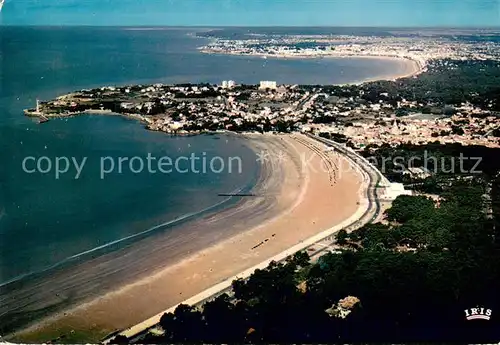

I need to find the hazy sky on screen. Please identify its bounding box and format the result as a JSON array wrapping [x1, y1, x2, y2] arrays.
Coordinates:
[[1, 0, 499, 26]]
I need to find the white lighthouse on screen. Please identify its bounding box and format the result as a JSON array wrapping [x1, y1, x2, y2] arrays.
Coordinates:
[[36, 99, 40, 113]]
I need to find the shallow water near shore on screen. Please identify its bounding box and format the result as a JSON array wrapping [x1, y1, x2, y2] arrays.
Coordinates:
[[0, 27, 408, 291], [0, 116, 259, 285]]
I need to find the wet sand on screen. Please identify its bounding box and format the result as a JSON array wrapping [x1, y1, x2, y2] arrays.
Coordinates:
[[8, 133, 362, 343], [348, 55, 424, 84], [201, 49, 425, 83]]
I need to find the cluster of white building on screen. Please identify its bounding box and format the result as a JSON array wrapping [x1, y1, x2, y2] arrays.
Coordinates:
[[259, 81, 277, 90], [221, 80, 278, 90], [221, 80, 236, 89]]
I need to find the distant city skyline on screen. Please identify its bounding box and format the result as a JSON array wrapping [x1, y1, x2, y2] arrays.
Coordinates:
[[1, 0, 500, 27]]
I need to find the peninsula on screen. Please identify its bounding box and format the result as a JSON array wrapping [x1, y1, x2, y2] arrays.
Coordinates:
[[26, 59, 500, 149]]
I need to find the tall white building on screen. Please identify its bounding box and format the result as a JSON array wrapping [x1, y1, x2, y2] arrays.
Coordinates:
[[259, 81, 277, 90], [221, 80, 236, 89]]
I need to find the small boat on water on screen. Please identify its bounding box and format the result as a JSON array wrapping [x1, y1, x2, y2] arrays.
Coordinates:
[[0, 0, 4, 12]]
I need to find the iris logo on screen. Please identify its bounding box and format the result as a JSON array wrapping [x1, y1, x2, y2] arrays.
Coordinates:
[[464, 307, 492, 320]]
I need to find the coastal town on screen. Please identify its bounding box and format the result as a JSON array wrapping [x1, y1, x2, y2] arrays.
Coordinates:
[[199, 29, 500, 71], [25, 29, 500, 152], [6, 0, 500, 338], [14, 27, 500, 344], [26, 59, 500, 150]]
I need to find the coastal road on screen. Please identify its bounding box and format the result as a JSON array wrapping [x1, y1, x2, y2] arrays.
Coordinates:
[[307, 134, 385, 224], [303, 134, 383, 259], [103, 133, 384, 344]]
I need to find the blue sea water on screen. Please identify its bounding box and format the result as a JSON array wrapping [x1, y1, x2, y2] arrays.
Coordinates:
[[0, 26, 407, 285]]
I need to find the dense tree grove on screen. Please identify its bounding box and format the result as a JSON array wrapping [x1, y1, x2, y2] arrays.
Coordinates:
[[361, 142, 500, 185], [358, 59, 500, 111], [113, 147, 500, 343]]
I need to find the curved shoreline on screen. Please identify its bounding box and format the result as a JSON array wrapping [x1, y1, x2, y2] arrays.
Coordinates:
[[339, 55, 424, 85], [0, 133, 266, 334], [1, 133, 302, 338], [199, 49, 426, 83], [0, 180, 248, 289], [10, 133, 364, 343], [11, 51, 396, 341]]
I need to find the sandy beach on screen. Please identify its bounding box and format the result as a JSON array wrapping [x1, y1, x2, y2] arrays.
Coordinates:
[[8, 133, 362, 343], [201, 49, 425, 83], [344, 55, 424, 84]]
